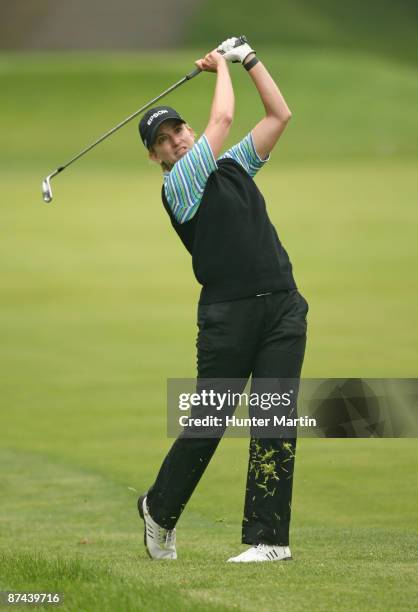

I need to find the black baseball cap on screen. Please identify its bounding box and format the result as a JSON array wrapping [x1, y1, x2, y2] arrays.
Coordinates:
[[139, 106, 186, 149]]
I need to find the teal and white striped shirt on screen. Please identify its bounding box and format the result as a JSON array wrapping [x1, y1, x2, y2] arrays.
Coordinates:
[[163, 132, 269, 224]]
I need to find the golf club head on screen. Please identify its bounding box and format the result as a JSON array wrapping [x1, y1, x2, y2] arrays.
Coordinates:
[[42, 176, 53, 203]]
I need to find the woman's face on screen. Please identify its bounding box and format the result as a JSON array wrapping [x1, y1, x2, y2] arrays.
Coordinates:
[[149, 120, 195, 169]]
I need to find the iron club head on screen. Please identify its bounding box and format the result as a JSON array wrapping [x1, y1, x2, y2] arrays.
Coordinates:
[[42, 175, 53, 203], [40, 65, 202, 204]]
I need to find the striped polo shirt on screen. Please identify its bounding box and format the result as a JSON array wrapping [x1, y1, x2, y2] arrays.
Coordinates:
[[163, 132, 269, 224]]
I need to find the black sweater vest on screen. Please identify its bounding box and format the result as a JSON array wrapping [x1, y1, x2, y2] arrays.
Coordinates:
[[161, 158, 296, 304]]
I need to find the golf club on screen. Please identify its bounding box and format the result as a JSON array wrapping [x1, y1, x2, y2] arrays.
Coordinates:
[[41, 37, 250, 204], [41, 67, 202, 203]]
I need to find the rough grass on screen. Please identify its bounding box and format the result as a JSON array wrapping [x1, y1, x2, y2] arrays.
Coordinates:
[[0, 446, 417, 611]]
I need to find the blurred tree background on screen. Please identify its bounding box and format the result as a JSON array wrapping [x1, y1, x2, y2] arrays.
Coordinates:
[[1, 0, 417, 66], [185, 0, 418, 66]]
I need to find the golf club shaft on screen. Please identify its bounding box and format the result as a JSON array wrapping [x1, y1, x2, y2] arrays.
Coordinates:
[[54, 67, 202, 175]]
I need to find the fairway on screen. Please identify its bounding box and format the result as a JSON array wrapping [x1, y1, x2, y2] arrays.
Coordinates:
[[1, 48, 417, 611]]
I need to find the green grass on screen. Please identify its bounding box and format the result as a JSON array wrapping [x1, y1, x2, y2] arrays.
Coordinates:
[[1, 50, 417, 610], [1, 48, 418, 167], [1, 444, 417, 611]]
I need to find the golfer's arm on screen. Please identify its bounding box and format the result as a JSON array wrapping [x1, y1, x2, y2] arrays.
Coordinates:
[[245, 54, 292, 160], [204, 61, 234, 158]]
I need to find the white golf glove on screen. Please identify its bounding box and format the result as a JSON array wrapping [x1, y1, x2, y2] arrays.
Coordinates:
[[217, 36, 255, 64]]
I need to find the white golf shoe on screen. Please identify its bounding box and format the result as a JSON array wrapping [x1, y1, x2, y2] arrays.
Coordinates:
[[137, 495, 177, 560], [227, 544, 292, 563]]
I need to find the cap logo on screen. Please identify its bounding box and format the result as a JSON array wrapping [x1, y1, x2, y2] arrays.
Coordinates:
[[147, 109, 169, 126]]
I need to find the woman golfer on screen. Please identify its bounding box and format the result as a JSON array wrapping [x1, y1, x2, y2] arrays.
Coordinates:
[[137, 37, 308, 563]]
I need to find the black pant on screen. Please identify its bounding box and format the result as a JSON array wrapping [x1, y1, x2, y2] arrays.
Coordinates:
[[147, 289, 308, 545]]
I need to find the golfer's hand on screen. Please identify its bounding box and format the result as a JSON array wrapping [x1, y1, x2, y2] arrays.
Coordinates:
[[195, 49, 227, 73], [217, 36, 255, 63]]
